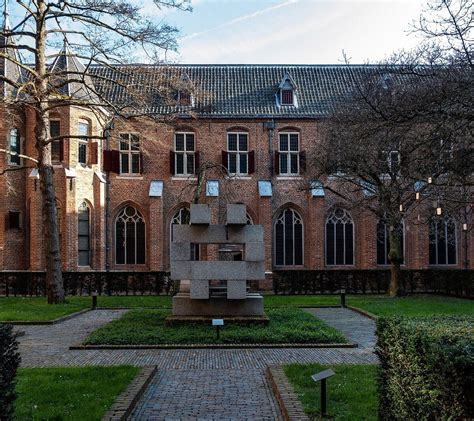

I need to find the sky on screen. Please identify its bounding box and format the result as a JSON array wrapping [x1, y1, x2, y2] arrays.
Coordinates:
[[162, 0, 427, 64], [4, 0, 427, 65]]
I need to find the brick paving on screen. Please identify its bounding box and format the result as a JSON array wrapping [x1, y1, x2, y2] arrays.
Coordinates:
[[14, 307, 377, 420]]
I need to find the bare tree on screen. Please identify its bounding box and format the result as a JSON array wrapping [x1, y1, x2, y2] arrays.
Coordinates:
[[308, 1, 473, 296], [0, 0, 192, 303]]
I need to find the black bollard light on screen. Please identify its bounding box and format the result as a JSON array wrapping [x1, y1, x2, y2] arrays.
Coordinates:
[[340, 288, 346, 308], [92, 290, 98, 310]]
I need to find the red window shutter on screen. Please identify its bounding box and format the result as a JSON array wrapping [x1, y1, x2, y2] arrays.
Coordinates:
[[282, 89, 293, 105], [274, 151, 280, 175], [59, 139, 64, 161], [194, 151, 200, 174], [170, 150, 175, 175], [248, 150, 255, 174], [221, 151, 228, 170], [103, 149, 120, 173], [139, 152, 144, 174], [89, 142, 98, 165], [299, 151, 306, 174]]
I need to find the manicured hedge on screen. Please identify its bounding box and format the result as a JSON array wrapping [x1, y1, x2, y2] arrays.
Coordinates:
[[273, 269, 473, 297], [0, 271, 172, 297], [0, 324, 21, 420], [376, 316, 474, 420]]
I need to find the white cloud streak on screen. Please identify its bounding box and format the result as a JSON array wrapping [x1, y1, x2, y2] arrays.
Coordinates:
[[180, 0, 298, 41]]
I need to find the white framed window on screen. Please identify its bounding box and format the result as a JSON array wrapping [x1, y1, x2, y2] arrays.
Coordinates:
[[227, 132, 248, 175], [274, 208, 304, 266], [429, 215, 457, 265], [174, 132, 195, 176], [279, 132, 299, 175], [8, 128, 20, 165], [115, 206, 146, 265], [78, 202, 91, 266], [119, 133, 140, 174], [78, 120, 89, 165], [326, 208, 354, 266]]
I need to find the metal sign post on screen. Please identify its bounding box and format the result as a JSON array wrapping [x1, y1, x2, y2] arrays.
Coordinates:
[[212, 319, 224, 339], [311, 369, 336, 416]]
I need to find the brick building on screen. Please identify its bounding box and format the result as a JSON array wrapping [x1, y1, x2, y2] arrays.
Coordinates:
[[1, 46, 473, 284]]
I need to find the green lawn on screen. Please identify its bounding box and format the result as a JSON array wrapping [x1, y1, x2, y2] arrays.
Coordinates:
[[0, 297, 88, 321], [84, 308, 347, 345], [14, 366, 139, 421], [284, 363, 378, 421], [1, 294, 472, 322]]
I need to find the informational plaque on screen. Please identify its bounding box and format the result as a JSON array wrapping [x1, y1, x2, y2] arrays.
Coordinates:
[[149, 180, 164, 197], [258, 180, 272, 197]]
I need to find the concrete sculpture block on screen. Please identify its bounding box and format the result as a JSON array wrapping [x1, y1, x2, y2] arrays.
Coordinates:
[[173, 225, 263, 244], [170, 242, 191, 261], [170, 261, 265, 281], [227, 280, 247, 299], [226, 204, 247, 225], [245, 242, 265, 262], [190, 279, 209, 300], [190, 203, 210, 225], [170, 203, 267, 321]]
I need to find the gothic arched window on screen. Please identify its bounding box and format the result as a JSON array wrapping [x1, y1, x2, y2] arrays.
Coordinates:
[[275, 208, 303, 266], [429, 215, 457, 265], [115, 206, 145, 264], [326, 208, 354, 265]]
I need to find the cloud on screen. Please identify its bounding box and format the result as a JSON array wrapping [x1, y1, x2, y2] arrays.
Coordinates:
[[180, 0, 298, 41]]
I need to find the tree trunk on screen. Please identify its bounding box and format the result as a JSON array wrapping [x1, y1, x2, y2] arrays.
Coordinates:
[[388, 227, 404, 297], [35, 0, 65, 304]]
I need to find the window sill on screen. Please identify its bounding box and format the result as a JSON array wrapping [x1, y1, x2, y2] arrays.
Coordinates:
[[171, 176, 197, 181], [276, 176, 302, 180], [116, 175, 143, 180], [227, 175, 252, 180]]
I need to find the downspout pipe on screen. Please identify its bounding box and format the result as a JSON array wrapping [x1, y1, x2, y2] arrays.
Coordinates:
[[104, 119, 114, 273]]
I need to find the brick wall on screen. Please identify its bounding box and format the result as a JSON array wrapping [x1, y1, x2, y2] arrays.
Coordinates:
[[1, 110, 473, 276]]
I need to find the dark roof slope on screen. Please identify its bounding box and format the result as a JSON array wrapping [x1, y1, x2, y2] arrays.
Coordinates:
[[89, 64, 375, 118]]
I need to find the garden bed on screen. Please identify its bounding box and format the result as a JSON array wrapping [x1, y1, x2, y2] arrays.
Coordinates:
[[82, 308, 348, 346]]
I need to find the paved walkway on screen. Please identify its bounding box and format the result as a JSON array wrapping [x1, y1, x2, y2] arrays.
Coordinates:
[[15, 307, 377, 420]]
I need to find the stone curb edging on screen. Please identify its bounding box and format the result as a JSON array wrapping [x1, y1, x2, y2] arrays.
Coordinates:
[[1, 308, 92, 325], [70, 342, 357, 350], [102, 365, 157, 421], [266, 365, 310, 421], [346, 305, 379, 320]]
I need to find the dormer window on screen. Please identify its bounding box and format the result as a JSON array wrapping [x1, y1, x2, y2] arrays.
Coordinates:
[[177, 90, 192, 107], [277, 73, 297, 107], [281, 89, 294, 105]]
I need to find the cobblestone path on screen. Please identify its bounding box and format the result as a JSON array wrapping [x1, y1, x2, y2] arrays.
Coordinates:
[[15, 307, 377, 420], [130, 369, 282, 420], [305, 307, 377, 350]]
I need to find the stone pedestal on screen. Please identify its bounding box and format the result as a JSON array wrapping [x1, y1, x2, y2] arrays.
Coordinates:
[[172, 292, 264, 316]]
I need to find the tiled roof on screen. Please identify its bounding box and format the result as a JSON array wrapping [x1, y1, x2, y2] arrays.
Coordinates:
[[89, 64, 377, 118]]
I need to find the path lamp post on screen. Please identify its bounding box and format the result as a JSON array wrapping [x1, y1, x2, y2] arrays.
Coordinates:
[[311, 369, 336, 417], [92, 290, 98, 310], [340, 289, 346, 308]]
